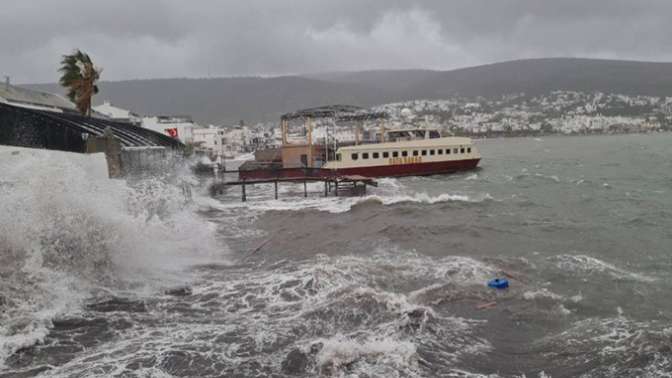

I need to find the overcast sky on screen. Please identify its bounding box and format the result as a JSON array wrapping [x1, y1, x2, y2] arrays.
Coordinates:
[[4, 0, 672, 84]]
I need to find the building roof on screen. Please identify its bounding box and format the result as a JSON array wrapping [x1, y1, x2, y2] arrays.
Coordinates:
[[93, 101, 139, 119], [0, 83, 75, 111]]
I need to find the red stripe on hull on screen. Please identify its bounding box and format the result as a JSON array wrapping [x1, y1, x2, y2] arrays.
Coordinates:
[[330, 158, 480, 178], [238, 159, 480, 180]]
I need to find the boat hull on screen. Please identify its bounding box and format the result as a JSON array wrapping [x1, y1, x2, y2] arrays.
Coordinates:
[[238, 158, 480, 180]]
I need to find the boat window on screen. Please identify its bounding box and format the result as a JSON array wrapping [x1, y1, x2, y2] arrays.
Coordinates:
[[372, 152, 379, 159], [362, 152, 369, 159], [351, 153, 358, 160], [402, 150, 408, 157], [430, 149, 435, 155], [429, 130, 440, 139], [392, 151, 399, 158], [453, 148, 458, 154], [336, 153, 341, 161], [421, 150, 427, 156], [383, 151, 389, 158], [446, 148, 451, 154], [413, 150, 419, 156], [467, 147, 471, 153], [438, 149, 443, 155], [460, 148, 465, 153]]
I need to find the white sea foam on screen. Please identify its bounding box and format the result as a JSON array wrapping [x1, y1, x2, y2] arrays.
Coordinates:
[[522, 288, 565, 301], [0, 146, 226, 367], [550, 254, 655, 283], [314, 335, 419, 376], [213, 190, 493, 215]]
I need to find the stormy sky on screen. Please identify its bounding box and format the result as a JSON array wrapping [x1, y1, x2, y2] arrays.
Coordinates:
[[4, 0, 672, 84]]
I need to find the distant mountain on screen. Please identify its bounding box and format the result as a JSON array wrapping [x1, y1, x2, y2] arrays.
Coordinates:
[[25, 58, 672, 125]]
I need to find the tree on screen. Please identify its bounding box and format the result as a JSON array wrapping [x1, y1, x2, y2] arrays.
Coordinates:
[[58, 50, 102, 116]]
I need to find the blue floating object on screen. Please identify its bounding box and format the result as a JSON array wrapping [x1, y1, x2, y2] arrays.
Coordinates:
[[488, 278, 509, 289]]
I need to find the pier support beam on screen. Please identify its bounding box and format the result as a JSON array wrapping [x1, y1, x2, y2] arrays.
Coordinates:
[[274, 180, 278, 200], [303, 180, 307, 198], [324, 181, 328, 197], [242, 181, 247, 202]]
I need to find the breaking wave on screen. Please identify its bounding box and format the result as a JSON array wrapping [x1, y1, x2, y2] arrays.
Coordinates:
[[212, 175, 494, 215], [0, 147, 225, 368]]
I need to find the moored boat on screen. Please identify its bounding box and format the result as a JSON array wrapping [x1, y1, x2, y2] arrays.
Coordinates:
[[238, 106, 480, 181], [323, 129, 480, 177]]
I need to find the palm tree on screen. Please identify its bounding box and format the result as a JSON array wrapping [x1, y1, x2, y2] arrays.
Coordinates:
[[58, 50, 102, 116]]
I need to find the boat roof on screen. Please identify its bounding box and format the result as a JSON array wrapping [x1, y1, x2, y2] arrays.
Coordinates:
[[338, 137, 473, 151]]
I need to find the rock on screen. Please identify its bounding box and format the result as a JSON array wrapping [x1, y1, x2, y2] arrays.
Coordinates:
[[310, 342, 323, 355], [86, 297, 147, 313], [165, 286, 193, 297], [281, 348, 309, 374]]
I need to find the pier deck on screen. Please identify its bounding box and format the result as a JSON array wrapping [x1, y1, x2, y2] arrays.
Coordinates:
[[215, 173, 377, 201]]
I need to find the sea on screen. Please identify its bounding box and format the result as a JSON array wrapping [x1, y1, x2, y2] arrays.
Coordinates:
[[1, 133, 671, 377]]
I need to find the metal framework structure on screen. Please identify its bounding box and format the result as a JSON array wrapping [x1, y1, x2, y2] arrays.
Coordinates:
[[0, 103, 183, 152]]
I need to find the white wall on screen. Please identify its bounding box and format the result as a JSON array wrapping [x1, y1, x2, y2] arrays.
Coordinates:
[[141, 116, 195, 143]]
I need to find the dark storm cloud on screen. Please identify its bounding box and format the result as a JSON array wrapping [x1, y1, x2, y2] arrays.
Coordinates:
[[3, 0, 672, 83]]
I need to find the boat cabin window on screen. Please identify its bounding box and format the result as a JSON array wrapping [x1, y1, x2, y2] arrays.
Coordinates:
[[362, 152, 369, 159], [336, 153, 341, 161], [413, 150, 419, 156], [421, 150, 427, 156], [460, 148, 465, 153], [428, 130, 440, 139], [383, 151, 389, 158], [401, 150, 408, 157], [392, 151, 399, 158], [351, 153, 358, 160], [372, 152, 379, 159], [453, 148, 458, 154], [467, 147, 471, 153], [446, 148, 450, 154], [430, 149, 435, 155], [438, 149, 443, 155]]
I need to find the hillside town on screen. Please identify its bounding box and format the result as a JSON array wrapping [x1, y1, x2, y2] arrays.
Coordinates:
[[78, 91, 672, 158]]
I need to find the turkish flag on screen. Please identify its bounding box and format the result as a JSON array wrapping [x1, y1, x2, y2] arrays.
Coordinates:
[[166, 128, 178, 138]]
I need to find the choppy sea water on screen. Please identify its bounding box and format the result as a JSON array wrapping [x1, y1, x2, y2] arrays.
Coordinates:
[[1, 134, 671, 377]]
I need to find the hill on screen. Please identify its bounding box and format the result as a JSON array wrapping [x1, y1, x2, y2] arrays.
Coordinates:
[[25, 58, 672, 124]]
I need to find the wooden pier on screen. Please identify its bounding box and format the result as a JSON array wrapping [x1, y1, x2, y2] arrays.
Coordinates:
[[216, 173, 377, 202]]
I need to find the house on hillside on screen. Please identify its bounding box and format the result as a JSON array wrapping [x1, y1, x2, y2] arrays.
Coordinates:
[[192, 126, 226, 157]]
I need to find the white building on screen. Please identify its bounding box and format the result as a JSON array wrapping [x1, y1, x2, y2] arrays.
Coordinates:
[[141, 115, 197, 143], [311, 126, 357, 144], [93, 101, 141, 125], [192, 127, 226, 156]]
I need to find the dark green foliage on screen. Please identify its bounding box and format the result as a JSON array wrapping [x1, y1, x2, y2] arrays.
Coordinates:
[[58, 49, 101, 116]]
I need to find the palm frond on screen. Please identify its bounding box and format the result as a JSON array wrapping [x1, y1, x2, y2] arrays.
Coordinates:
[[58, 49, 102, 116]]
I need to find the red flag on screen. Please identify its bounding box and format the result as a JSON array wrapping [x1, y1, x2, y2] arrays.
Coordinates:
[[166, 128, 178, 138]]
